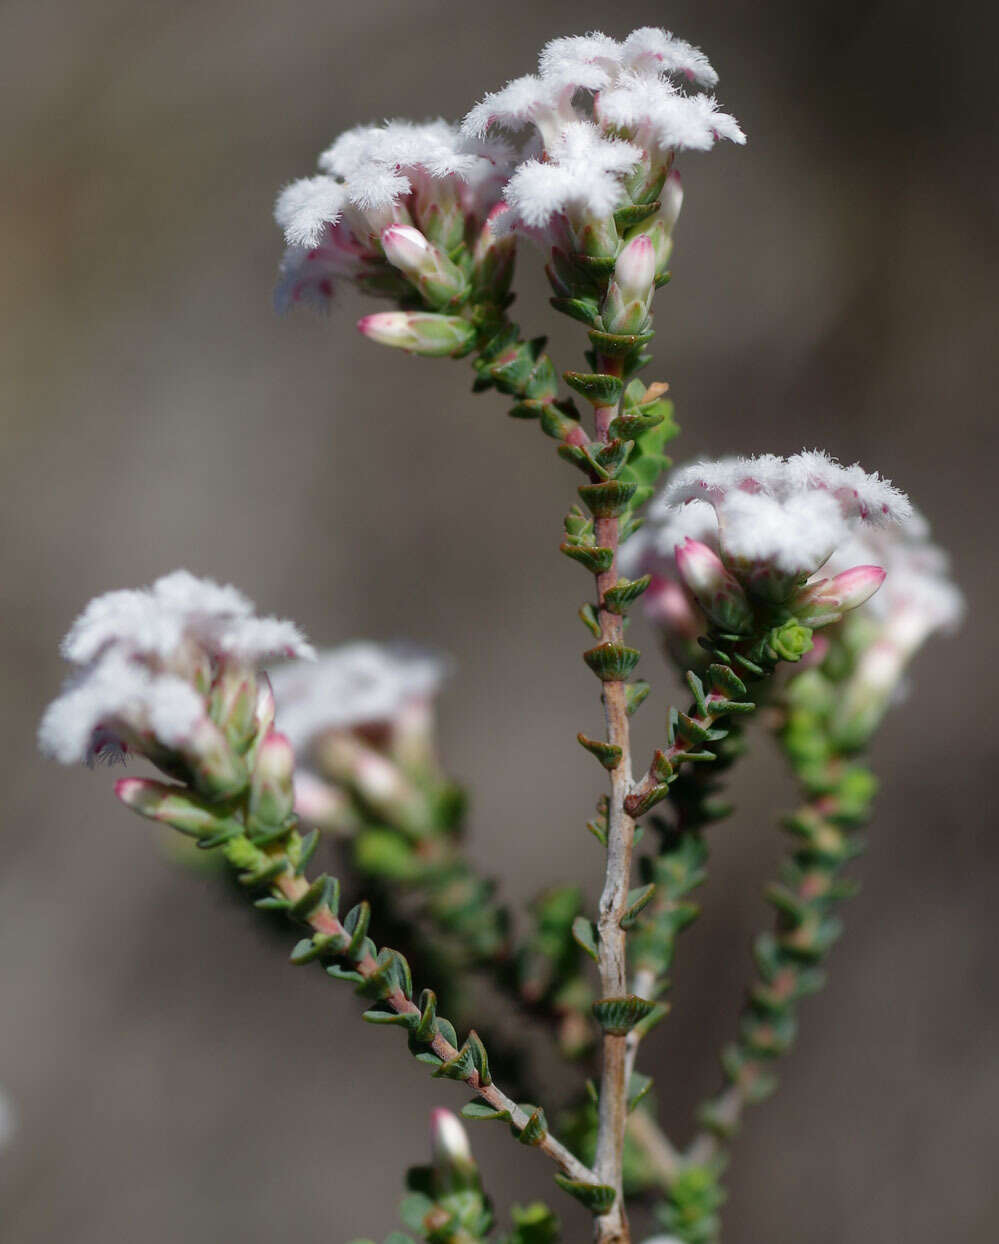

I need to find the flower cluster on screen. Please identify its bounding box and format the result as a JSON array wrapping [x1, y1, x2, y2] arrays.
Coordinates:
[[275, 27, 744, 363], [464, 28, 742, 257], [628, 451, 911, 635], [268, 642, 448, 834], [38, 571, 312, 801], [274, 119, 515, 317]]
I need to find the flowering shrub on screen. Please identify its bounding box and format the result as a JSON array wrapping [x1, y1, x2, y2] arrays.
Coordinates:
[[39, 24, 961, 1244]]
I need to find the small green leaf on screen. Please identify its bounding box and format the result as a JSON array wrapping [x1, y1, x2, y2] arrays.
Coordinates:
[[461, 1101, 511, 1122], [553, 1175, 616, 1213], [571, 915, 599, 962], [577, 733, 622, 770], [563, 371, 624, 406], [627, 1072, 654, 1112], [592, 994, 659, 1036], [620, 883, 656, 930]]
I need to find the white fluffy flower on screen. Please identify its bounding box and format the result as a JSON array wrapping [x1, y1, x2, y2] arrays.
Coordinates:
[[659, 451, 911, 596], [60, 570, 313, 668], [597, 75, 745, 154], [499, 121, 641, 235], [276, 120, 513, 310], [462, 75, 580, 150], [274, 175, 348, 248], [465, 26, 729, 154], [620, 27, 718, 86], [269, 642, 447, 752], [38, 649, 206, 765], [620, 497, 718, 581]]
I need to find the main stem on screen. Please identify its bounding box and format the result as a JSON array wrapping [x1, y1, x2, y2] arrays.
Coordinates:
[[592, 357, 637, 1244]]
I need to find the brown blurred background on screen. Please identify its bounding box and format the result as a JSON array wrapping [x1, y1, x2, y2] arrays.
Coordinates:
[[2, 1, 997, 1240]]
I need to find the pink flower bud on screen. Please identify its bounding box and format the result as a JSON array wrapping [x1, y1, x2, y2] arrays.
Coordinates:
[[675, 538, 754, 634], [115, 777, 242, 838], [614, 234, 657, 303], [381, 225, 468, 307], [357, 311, 476, 357], [292, 771, 359, 836], [248, 729, 295, 830], [792, 564, 886, 627], [381, 224, 435, 274]]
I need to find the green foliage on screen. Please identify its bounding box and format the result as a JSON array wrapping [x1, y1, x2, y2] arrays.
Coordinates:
[[656, 1164, 727, 1244]]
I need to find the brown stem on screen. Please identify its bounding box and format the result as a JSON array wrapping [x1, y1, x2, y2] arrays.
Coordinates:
[[591, 357, 637, 1244], [273, 867, 597, 1187]]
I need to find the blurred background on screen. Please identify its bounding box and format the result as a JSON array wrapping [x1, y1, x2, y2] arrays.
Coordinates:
[[2, 1, 997, 1240]]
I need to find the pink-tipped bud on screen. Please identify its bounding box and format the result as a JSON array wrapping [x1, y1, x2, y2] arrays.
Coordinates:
[[472, 205, 516, 301], [614, 234, 657, 303], [381, 224, 434, 272], [602, 235, 657, 334], [248, 729, 296, 831], [292, 771, 360, 837], [357, 311, 476, 357], [793, 565, 886, 628], [827, 565, 886, 611], [115, 777, 242, 839], [430, 1108, 479, 1193], [675, 538, 755, 634], [380, 225, 468, 308]]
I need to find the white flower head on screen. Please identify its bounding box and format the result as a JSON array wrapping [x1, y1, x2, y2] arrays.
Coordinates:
[[620, 27, 719, 87], [462, 74, 580, 151], [60, 570, 313, 670], [537, 32, 622, 91], [38, 649, 206, 766], [499, 121, 641, 239], [274, 175, 348, 249], [661, 450, 912, 600], [277, 120, 513, 310], [269, 641, 447, 753], [597, 75, 745, 155]]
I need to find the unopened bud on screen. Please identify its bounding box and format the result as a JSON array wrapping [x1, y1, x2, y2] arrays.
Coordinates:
[[602, 235, 656, 334], [212, 667, 257, 750], [318, 731, 433, 838], [472, 205, 516, 302], [248, 730, 295, 830], [115, 777, 243, 839], [630, 174, 683, 275], [792, 565, 886, 628], [416, 186, 466, 252], [661, 170, 684, 233], [430, 1108, 479, 1193], [675, 538, 754, 634], [614, 234, 657, 302], [380, 225, 468, 308], [292, 771, 360, 837], [183, 717, 248, 801], [357, 311, 476, 357]]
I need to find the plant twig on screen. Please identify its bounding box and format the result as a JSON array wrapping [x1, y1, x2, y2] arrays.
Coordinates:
[[590, 356, 639, 1244]]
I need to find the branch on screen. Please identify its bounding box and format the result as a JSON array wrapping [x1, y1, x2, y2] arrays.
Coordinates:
[[685, 666, 877, 1167]]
